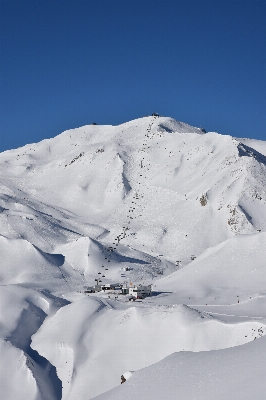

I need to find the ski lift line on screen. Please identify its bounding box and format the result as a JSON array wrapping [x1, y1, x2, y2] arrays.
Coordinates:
[[102, 118, 157, 272]]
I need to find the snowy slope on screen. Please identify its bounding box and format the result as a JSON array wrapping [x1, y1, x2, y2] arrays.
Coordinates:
[[1, 115, 266, 287], [30, 295, 265, 399], [94, 336, 266, 400], [239, 137, 266, 157], [0, 285, 67, 400], [0, 115, 266, 399], [155, 232, 266, 301]]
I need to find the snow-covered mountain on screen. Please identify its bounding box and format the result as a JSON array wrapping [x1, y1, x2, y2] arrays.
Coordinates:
[[0, 115, 266, 399]]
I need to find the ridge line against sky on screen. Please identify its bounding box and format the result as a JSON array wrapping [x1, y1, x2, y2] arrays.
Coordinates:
[[0, 0, 266, 153]]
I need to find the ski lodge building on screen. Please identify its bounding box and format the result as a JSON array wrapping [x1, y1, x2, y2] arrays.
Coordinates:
[[122, 284, 152, 299]]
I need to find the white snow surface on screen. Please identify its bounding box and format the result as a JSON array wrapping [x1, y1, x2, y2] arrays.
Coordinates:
[[0, 116, 266, 399], [94, 336, 266, 400]]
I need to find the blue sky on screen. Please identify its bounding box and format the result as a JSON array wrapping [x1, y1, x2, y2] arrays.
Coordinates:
[[0, 0, 265, 152]]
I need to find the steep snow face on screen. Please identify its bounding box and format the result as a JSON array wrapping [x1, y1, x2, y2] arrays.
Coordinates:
[[0, 116, 266, 400], [238, 137, 266, 157]]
